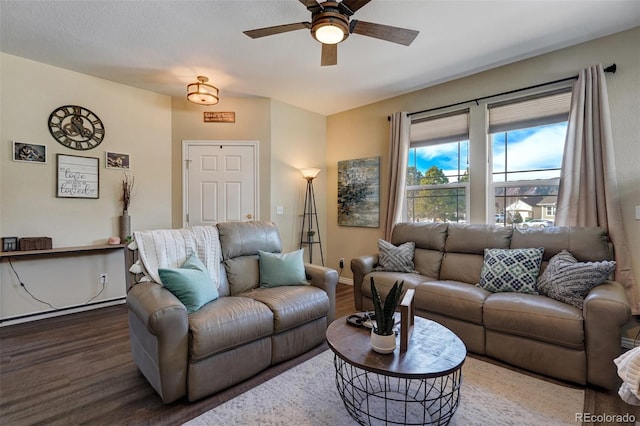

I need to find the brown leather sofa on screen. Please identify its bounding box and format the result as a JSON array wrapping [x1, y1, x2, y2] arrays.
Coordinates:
[[351, 222, 631, 390], [127, 221, 338, 403]]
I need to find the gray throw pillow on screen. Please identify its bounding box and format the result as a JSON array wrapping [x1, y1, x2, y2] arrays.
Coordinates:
[[536, 250, 616, 308], [477, 247, 544, 294], [375, 239, 416, 273]]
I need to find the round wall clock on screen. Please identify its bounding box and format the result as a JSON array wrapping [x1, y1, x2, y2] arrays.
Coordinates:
[[48, 105, 105, 150]]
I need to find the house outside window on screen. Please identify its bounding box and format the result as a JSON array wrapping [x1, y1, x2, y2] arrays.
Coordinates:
[[489, 89, 571, 228], [407, 110, 469, 223]]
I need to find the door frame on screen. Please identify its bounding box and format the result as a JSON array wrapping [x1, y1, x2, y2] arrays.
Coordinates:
[[182, 140, 260, 227]]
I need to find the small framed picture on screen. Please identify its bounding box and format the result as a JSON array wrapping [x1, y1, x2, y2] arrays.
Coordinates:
[[13, 141, 47, 164], [2, 237, 19, 252], [106, 151, 131, 170]]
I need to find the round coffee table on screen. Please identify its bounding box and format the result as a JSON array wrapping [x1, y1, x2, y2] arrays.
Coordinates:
[[326, 315, 466, 425]]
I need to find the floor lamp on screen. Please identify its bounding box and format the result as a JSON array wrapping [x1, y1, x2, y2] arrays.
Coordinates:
[[299, 168, 324, 265]]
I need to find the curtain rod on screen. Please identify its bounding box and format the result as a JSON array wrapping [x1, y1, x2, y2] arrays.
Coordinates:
[[389, 63, 617, 120]]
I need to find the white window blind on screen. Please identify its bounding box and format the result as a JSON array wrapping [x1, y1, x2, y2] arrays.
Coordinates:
[[410, 109, 469, 146], [488, 89, 572, 133]]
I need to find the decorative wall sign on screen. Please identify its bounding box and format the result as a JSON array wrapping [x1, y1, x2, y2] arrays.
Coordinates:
[[203, 111, 235, 123], [106, 151, 131, 170], [48, 105, 105, 150], [56, 154, 99, 199], [12, 141, 46, 163], [337, 156, 380, 227]]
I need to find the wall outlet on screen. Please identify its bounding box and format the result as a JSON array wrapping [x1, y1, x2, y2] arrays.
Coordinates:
[[339, 258, 344, 269], [99, 273, 108, 284]]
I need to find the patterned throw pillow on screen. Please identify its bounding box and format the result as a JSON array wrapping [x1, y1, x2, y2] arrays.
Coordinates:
[[375, 239, 416, 273], [537, 250, 616, 308], [477, 248, 544, 294]]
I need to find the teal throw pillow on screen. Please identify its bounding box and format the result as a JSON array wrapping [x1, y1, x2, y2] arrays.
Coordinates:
[[477, 247, 544, 294], [258, 249, 309, 288], [158, 253, 218, 313]]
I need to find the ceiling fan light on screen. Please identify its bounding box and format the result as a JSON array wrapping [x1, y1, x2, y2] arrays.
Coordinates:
[[315, 24, 346, 44], [187, 76, 220, 105]]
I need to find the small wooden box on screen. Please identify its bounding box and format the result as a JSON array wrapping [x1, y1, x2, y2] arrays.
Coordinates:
[[19, 237, 52, 251]]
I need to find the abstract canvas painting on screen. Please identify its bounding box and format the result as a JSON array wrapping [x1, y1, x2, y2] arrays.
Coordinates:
[[337, 156, 380, 227]]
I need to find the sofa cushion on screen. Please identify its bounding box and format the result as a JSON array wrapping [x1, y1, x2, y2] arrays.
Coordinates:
[[375, 239, 416, 273], [445, 224, 513, 254], [478, 247, 544, 294], [510, 226, 611, 262], [217, 220, 282, 260], [439, 252, 485, 284], [391, 222, 448, 251], [483, 292, 584, 350], [258, 249, 309, 288], [158, 254, 219, 313], [241, 286, 330, 333], [224, 255, 259, 295], [413, 248, 444, 278], [188, 296, 274, 360], [361, 272, 428, 299], [537, 250, 616, 308], [414, 280, 490, 324]]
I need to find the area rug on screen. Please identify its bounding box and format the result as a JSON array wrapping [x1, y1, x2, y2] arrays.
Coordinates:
[[184, 350, 584, 425]]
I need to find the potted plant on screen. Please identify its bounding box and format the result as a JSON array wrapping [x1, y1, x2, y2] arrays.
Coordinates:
[[369, 277, 404, 354]]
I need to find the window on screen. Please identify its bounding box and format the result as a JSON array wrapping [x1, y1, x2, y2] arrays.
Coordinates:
[[406, 110, 469, 223], [489, 90, 571, 227]]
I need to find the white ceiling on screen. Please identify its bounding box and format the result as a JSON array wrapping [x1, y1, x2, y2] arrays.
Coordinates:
[[1, 1, 639, 116]]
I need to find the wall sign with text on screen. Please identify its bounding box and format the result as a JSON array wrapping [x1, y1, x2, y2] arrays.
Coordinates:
[[203, 112, 235, 123], [56, 154, 99, 199]]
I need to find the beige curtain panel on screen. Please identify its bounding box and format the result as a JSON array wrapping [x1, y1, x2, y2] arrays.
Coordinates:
[[556, 64, 639, 313], [384, 112, 410, 241]]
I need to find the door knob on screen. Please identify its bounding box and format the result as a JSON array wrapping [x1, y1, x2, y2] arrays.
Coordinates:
[[246, 214, 253, 219]]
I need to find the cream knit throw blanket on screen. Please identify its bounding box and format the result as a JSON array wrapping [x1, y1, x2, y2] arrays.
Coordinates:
[[615, 346, 640, 405], [133, 225, 221, 288]]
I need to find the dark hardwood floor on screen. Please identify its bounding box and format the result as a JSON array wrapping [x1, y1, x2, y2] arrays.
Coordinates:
[[1, 283, 637, 425]]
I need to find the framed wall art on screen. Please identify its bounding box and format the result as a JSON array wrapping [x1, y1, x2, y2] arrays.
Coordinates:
[[12, 141, 47, 164], [106, 151, 131, 170], [337, 156, 380, 228], [56, 154, 99, 199], [2, 237, 18, 252]]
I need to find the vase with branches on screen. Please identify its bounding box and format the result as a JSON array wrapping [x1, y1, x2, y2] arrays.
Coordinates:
[[119, 173, 134, 242], [121, 173, 134, 215]]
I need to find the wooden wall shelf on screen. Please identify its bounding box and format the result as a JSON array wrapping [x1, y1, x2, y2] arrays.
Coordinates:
[[0, 244, 125, 259]]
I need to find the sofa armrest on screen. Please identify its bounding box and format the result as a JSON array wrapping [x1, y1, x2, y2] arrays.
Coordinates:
[[305, 263, 338, 324], [583, 281, 632, 390], [350, 254, 378, 311], [127, 282, 190, 403]]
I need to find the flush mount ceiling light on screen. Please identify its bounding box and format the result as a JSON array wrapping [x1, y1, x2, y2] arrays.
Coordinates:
[[187, 76, 219, 105]]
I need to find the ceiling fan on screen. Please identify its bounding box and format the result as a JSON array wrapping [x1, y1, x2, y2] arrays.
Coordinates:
[[243, 0, 419, 66]]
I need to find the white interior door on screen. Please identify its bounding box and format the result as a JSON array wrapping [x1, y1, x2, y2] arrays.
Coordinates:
[[183, 141, 258, 226]]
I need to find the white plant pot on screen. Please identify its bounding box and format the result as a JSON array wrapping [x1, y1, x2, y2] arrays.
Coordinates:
[[370, 330, 396, 354]]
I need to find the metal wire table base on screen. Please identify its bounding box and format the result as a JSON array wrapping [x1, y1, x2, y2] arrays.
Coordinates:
[[333, 354, 462, 425]]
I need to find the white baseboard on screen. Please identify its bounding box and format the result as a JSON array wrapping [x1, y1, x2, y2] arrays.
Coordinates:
[[338, 277, 353, 286], [0, 297, 126, 327]]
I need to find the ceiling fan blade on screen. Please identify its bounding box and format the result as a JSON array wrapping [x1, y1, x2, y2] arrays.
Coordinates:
[[321, 43, 337, 66], [338, 0, 371, 16], [243, 22, 311, 39], [299, 0, 323, 13], [350, 20, 419, 46]]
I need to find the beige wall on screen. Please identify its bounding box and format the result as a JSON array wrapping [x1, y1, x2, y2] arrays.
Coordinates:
[[326, 27, 640, 337], [0, 53, 172, 320], [270, 100, 327, 256], [170, 96, 272, 228]]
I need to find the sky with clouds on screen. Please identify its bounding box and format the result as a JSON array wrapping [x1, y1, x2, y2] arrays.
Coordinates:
[[409, 122, 567, 183]]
